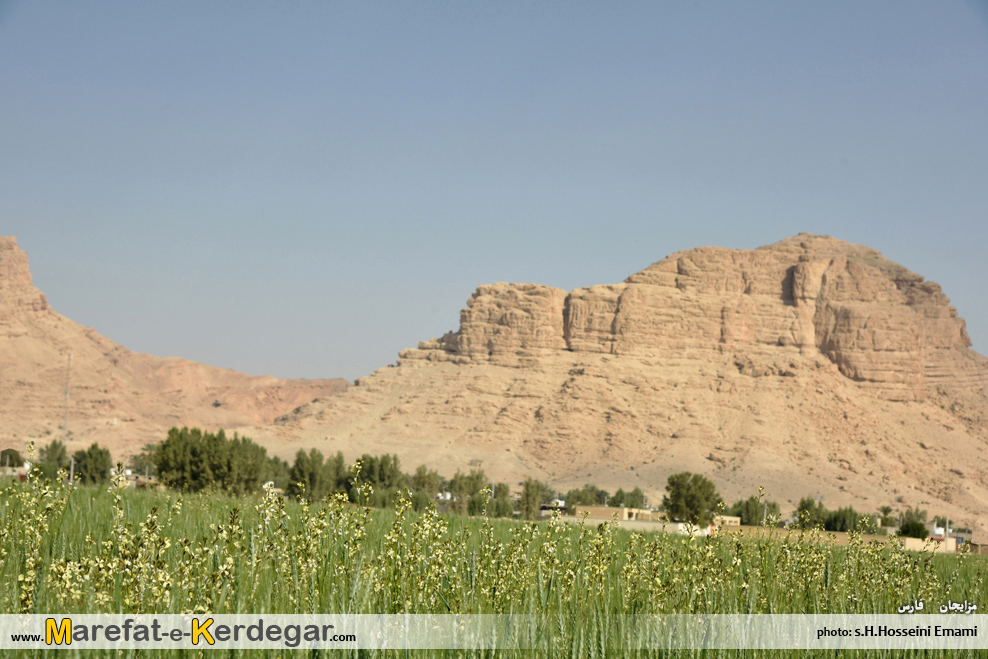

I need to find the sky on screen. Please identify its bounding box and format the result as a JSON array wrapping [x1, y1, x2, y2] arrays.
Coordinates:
[[1, 1, 986, 381]]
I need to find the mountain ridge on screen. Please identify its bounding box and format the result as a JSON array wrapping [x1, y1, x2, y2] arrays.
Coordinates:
[[0, 235, 348, 458], [245, 234, 988, 536]]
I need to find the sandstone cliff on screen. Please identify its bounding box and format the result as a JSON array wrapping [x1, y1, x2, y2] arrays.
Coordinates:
[[0, 236, 348, 457], [257, 235, 988, 536], [402, 234, 980, 403]]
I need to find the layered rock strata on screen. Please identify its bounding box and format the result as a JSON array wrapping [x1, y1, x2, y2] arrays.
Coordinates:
[[400, 235, 982, 402]]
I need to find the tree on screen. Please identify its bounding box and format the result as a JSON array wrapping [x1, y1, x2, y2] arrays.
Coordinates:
[[563, 484, 609, 513], [127, 443, 159, 478], [0, 448, 23, 468], [72, 443, 112, 484], [795, 497, 828, 529], [153, 426, 280, 495], [609, 488, 627, 507], [627, 487, 646, 509], [727, 495, 781, 526], [492, 482, 513, 518], [287, 449, 346, 501], [411, 465, 443, 498], [825, 506, 861, 533], [38, 440, 70, 479], [901, 507, 927, 526], [899, 520, 929, 539], [449, 469, 488, 515], [662, 472, 723, 526], [520, 478, 554, 520]]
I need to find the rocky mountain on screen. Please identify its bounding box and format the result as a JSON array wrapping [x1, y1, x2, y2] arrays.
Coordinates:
[[0, 236, 348, 458], [257, 234, 988, 534]]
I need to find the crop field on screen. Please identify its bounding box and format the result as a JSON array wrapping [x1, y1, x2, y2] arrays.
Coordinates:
[[1, 465, 986, 658]]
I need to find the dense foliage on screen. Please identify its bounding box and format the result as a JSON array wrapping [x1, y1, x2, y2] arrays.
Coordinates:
[[0, 448, 23, 468], [663, 471, 723, 525], [726, 494, 781, 526], [152, 427, 287, 495], [72, 442, 112, 484], [37, 440, 69, 479], [795, 497, 879, 533]]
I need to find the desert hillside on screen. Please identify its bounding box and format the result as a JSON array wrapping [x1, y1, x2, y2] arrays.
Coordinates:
[[0, 236, 348, 458], [249, 234, 988, 534]]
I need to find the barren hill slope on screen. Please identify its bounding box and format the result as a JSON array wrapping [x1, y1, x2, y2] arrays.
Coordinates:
[[253, 234, 988, 533], [0, 236, 348, 458]]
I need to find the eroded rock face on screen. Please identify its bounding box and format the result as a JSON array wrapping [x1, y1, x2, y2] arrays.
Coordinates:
[[0, 236, 348, 456], [271, 234, 988, 539], [401, 234, 982, 401]]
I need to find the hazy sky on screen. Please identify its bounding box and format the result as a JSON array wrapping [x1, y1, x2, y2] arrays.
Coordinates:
[[2, 1, 986, 381]]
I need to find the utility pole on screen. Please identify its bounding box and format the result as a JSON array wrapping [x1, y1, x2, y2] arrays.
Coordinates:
[[64, 354, 72, 441]]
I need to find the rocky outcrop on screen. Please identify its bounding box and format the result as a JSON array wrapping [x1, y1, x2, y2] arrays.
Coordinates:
[[401, 234, 984, 401], [254, 233, 988, 537], [0, 236, 348, 456]]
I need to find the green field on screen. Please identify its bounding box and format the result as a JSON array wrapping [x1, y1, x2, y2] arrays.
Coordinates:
[[1, 468, 986, 657]]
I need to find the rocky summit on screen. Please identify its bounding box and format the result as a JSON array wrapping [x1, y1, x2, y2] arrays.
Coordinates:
[[258, 235, 988, 535], [0, 236, 348, 458]]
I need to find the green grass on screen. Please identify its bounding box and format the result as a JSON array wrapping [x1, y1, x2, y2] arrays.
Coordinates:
[[1, 469, 986, 657]]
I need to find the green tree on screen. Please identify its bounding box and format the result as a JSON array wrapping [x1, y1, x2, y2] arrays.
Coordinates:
[[901, 507, 927, 526], [153, 427, 276, 495], [449, 469, 488, 515], [899, 520, 929, 539], [825, 506, 861, 532], [492, 482, 513, 518], [662, 472, 723, 526], [38, 440, 70, 479], [520, 478, 554, 520], [563, 484, 609, 513], [127, 442, 158, 478], [72, 443, 112, 484], [628, 486, 646, 509], [264, 455, 291, 490], [287, 449, 346, 501], [609, 488, 627, 507], [0, 448, 23, 468], [411, 465, 443, 498], [795, 497, 828, 529], [728, 495, 781, 525]]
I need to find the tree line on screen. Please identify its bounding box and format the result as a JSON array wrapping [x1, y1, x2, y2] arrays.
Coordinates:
[[8, 434, 956, 537]]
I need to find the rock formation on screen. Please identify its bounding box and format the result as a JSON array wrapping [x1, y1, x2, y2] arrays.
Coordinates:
[[0, 236, 348, 457], [402, 235, 980, 403], [261, 235, 988, 536]]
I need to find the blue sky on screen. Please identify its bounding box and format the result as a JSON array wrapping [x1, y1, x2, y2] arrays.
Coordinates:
[[2, 1, 986, 381]]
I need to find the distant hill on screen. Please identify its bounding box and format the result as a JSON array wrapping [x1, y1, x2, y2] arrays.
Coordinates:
[[0, 235, 348, 459], [250, 234, 988, 538]]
